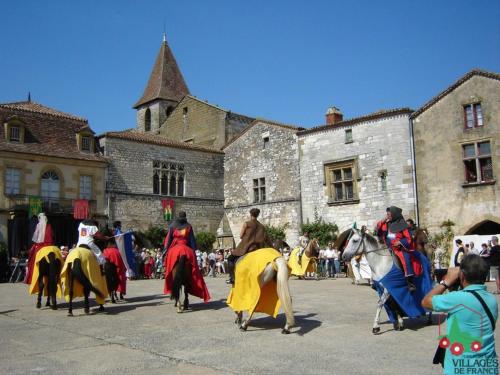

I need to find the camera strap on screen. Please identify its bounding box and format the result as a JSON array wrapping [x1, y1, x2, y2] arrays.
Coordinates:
[[465, 290, 496, 330]]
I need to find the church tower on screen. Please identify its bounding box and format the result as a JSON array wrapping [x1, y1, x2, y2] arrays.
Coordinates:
[[133, 34, 190, 133]]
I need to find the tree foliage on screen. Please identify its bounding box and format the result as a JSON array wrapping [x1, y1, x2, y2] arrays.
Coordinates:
[[265, 224, 288, 243], [138, 225, 168, 248], [301, 213, 338, 247], [195, 231, 216, 252]]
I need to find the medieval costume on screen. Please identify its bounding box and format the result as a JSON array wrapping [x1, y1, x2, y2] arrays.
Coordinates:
[[25, 213, 53, 285], [103, 244, 127, 295], [376, 206, 421, 291], [60, 246, 108, 305], [77, 220, 106, 265], [227, 247, 284, 318], [28, 245, 63, 297], [163, 212, 210, 302], [227, 212, 271, 284]]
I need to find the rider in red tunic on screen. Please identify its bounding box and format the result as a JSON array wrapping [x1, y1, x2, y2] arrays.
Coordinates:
[[376, 206, 421, 292], [25, 213, 53, 285], [163, 211, 210, 302], [103, 239, 127, 296]]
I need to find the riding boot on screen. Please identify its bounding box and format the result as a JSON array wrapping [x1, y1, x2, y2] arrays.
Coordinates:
[[406, 276, 416, 292]]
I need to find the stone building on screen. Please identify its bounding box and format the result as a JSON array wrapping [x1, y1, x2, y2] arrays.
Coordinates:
[[99, 130, 224, 233], [224, 119, 304, 247], [298, 108, 415, 232], [133, 35, 190, 134], [159, 95, 254, 149], [411, 69, 500, 235], [0, 100, 107, 256]]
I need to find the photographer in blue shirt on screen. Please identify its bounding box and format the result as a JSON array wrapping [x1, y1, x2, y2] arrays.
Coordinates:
[[422, 254, 498, 375]]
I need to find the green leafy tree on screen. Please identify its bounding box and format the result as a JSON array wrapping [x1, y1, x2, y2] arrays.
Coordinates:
[[139, 225, 168, 248], [265, 224, 288, 244], [301, 215, 338, 247], [195, 231, 216, 252]]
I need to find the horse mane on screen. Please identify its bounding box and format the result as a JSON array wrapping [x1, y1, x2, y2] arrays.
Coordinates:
[[362, 231, 380, 248]]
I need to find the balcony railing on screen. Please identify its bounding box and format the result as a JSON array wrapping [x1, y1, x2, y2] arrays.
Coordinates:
[[4, 194, 97, 215]]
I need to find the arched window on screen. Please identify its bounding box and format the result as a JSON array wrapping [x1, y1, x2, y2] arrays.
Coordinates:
[[178, 174, 184, 197], [145, 108, 151, 132], [41, 170, 60, 199], [161, 172, 168, 195], [153, 170, 159, 194], [169, 174, 176, 196]]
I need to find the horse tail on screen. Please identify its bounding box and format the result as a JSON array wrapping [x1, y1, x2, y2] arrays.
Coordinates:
[[47, 252, 60, 297], [171, 255, 188, 302], [71, 258, 104, 299], [275, 256, 294, 327]]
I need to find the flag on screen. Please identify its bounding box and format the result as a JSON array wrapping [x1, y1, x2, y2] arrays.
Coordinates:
[[115, 229, 136, 277], [161, 199, 174, 221], [28, 196, 42, 217], [73, 199, 89, 219]]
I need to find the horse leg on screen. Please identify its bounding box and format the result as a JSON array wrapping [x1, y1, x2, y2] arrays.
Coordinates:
[[183, 286, 189, 311], [240, 310, 254, 331], [396, 314, 404, 331], [67, 267, 74, 316], [84, 286, 90, 315], [275, 257, 295, 334], [373, 289, 389, 334], [36, 274, 44, 309], [235, 311, 243, 325], [48, 254, 59, 310]]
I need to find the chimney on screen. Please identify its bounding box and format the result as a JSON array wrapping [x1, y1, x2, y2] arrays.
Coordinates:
[[325, 107, 343, 125]]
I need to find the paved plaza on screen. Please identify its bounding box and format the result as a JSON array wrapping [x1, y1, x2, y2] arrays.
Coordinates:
[[1, 276, 499, 375]]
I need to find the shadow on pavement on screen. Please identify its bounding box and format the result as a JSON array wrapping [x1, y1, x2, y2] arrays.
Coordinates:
[[242, 313, 321, 336]]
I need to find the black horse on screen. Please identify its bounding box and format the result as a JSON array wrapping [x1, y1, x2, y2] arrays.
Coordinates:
[[171, 255, 190, 313], [36, 252, 61, 310]]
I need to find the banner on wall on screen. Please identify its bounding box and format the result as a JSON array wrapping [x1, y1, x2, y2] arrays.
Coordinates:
[[161, 199, 174, 221], [28, 196, 42, 217], [73, 199, 89, 219]]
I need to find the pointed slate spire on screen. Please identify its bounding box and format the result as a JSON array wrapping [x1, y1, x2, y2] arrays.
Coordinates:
[[133, 35, 190, 109]]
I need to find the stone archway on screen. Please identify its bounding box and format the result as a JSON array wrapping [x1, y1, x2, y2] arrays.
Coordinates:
[[465, 220, 500, 235]]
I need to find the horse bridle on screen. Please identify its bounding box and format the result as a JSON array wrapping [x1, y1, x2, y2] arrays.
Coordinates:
[[349, 230, 391, 257]]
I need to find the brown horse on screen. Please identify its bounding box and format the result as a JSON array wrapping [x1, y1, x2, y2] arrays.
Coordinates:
[[414, 228, 431, 259], [288, 239, 320, 279]]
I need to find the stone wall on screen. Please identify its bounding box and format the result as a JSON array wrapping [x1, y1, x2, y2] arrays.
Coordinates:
[[136, 100, 177, 134], [224, 121, 301, 246], [413, 74, 500, 234], [160, 96, 227, 149], [101, 136, 224, 234], [298, 113, 415, 232]]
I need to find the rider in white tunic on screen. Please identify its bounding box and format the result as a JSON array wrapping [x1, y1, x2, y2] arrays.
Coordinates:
[[77, 220, 106, 265]]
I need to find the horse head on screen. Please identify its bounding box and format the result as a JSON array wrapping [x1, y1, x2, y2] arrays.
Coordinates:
[[341, 229, 363, 261], [305, 238, 320, 258]]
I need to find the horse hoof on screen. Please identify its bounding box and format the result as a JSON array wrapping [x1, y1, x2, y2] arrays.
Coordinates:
[[281, 328, 290, 334], [36, 302, 41, 309], [372, 327, 381, 334], [111, 300, 116, 304], [67, 312, 73, 317], [239, 324, 248, 331], [84, 308, 90, 315], [51, 305, 57, 311], [235, 318, 242, 325]]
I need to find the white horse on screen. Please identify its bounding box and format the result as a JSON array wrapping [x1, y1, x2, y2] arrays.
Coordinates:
[[234, 255, 295, 334], [342, 227, 431, 334]]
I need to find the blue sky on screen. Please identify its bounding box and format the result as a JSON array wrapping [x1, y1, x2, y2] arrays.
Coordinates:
[[1, 0, 499, 134]]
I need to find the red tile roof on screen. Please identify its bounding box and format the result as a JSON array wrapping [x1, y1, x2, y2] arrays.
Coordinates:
[[0, 101, 106, 162], [101, 130, 225, 154], [133, 39, 190, 108], [411, 69, 500, 119], [297, 108, 413, 136]]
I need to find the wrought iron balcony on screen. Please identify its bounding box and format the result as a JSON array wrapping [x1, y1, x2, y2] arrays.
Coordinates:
[[3, 194, 97, 215]]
